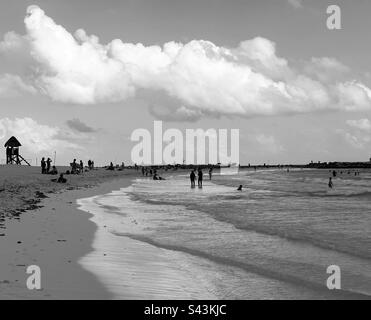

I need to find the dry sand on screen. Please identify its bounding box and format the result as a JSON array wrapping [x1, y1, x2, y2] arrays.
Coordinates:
[[0, 165, 136, 299]]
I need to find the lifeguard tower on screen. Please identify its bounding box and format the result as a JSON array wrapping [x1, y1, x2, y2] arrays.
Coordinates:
[[4, 136, 30, 165]]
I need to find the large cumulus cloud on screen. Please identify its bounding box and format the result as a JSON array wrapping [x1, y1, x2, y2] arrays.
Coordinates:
[[1, 5, 371, 120], [0, 117, 84, 154]]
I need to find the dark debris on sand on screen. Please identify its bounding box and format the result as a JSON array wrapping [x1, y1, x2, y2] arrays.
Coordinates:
[[0, 166, 135, 230]]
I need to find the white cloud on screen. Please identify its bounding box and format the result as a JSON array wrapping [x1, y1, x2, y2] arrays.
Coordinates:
[[346, 118, 371, 132], [0, 74, 36, 97], [149, 104, 205, 122], [336, 81, 371, 111], [0, 117, 84, 154], [234, 37, 290, 79], [0, 31, 27, 52], [304, 57, 350, 83], [337, 130, 370, 149], [337, 118, 371, 149], [1, 5, 371, 120]]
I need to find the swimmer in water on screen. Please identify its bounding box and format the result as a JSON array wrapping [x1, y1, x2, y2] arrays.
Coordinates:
[[328, 177, 333, 189], [237, 185, 243, 191]]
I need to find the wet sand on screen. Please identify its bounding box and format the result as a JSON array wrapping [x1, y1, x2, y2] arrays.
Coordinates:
[[0, 165, 135, 299]]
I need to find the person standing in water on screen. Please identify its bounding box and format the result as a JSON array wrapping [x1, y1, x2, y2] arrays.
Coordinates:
[[328, 177, 334, 189], [198, 169, 203, 188], [190, 170, 196, 188], [208, 167, 213, 180]]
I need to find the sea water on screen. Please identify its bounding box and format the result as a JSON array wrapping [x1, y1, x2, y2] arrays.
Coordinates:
[[77, 169, 371, 299]]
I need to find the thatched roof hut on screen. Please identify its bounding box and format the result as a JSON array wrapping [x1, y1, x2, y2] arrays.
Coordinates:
[[4, 136, 22, 148]]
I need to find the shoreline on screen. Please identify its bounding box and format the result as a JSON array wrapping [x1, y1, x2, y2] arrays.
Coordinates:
[[76, 185, 220, 299], [1, 167, 370, 299], [76, 176, 369, 300], [0, 166, 136, 299]]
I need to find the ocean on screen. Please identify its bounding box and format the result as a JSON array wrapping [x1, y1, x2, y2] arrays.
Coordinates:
[[77, 168, 371, 299]]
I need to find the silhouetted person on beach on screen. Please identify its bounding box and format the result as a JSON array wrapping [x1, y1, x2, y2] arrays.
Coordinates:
[[198, 169, 203, 188], [107, 162, 114, 170], [46, 158, 52, 173], [71, 159, 78, 174], [52, 173, 67, 183], [57, 173, 67, 183], [50, 166, 58, 175], [328, 177, 333, 189], [190, 170, 196, 188], [237, 185, 243, 191], [332, 170, 337, 177], [41, 157, 46, 174], [80, 160, 84, 171]]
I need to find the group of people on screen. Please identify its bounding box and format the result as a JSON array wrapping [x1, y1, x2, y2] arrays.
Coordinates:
[[138, 165, 217, 186], [41, 157, 58, 175], [189, 167, 214, 188], [87, 160, 95, 170], [70, 159, 94, 174], [141, 167, 156, 177], [41, 158, 96, 176], [107, 162, 125, 171], [40, 157, 67, 183], [70, 159, 84, 174], [328, 169, 361, 189], [69, 159, 95, 174], [140, 167, 165, 180]]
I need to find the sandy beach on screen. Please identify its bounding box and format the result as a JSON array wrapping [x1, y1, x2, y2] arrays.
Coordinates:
[[1, 166, 370, 300], [0, 165, 135, 299], [0, 166, 237, 300]]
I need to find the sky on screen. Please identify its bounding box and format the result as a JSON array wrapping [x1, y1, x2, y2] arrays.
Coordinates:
[[0, 0, 371, 166]]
